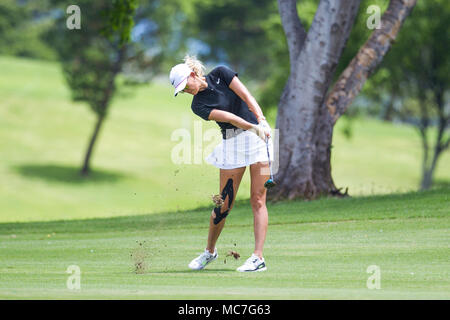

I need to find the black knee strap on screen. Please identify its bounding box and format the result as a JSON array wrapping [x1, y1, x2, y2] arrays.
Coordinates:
[[213, 178, 234, 225], [213, 207, 229, 225]]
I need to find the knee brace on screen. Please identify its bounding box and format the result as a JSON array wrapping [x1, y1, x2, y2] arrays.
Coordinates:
[[212, 178, 234, 225]]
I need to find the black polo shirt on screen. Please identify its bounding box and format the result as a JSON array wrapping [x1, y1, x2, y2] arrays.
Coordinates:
[[191, 65, 258, 139]]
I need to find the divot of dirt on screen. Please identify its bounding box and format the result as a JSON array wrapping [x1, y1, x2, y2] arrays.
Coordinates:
[[130, 240, 149, 274], [224, 250, 240, 264], [211, 194, 224, 207]]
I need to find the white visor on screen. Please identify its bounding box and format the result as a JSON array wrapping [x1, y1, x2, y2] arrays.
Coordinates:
[[169, 64, 192, 96]]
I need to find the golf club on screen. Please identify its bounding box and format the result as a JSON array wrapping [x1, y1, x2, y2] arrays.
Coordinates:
[[264, 135, 276, 189]]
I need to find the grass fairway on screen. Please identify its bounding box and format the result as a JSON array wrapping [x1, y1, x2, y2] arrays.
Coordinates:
[[0, 187, 448, 299], [1, 56, 449, 299]]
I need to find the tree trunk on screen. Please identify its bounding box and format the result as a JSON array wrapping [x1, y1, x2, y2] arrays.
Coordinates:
[[269, 0, 417, 201], [81, 114, 105, 176], [419, 87, 449, 190], [382, 93, 396, 121], [420, 141, 442, 190], [80, 45, 127, 176], [271, 0, 360, 201], [326, 0, 417, 122], [421, 167, 434, 191]]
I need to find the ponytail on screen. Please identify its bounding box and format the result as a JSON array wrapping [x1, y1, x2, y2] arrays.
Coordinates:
[[183, 55, 205, 77]]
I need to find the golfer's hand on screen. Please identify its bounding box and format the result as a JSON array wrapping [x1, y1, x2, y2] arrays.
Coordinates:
[[259, 119, 272, 137], [251, 123, 271, 141]]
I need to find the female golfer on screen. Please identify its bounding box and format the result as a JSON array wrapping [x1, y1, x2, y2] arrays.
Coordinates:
[[169, 55, 273, 272]]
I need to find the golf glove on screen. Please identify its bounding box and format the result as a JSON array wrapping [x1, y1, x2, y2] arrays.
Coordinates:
[[259, 119, 272, 136], [251, 123, 270, 141]]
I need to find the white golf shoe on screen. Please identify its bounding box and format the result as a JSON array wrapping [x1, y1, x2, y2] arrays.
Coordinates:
[[188, 248, 218, 270], [236, 253, 267, 272]]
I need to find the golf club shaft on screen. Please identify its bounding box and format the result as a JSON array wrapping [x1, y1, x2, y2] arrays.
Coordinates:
[[265, 136, 273, 179]]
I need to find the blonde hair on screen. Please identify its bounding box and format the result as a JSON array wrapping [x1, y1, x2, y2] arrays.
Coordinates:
[[183, 55, 205, 77]]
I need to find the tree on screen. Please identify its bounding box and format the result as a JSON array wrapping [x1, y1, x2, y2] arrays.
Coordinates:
[[45, 0, 138, 176], [0, 0, 55, 60], [270, 0, 417, 200], [362, 0, 450, 190], [187, 0, 279, 81]]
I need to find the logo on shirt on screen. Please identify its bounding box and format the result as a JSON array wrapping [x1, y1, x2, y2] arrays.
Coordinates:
[[216, 78, 220, 84]]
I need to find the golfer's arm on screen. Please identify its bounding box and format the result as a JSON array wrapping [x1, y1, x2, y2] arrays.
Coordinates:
[[229, 76, 265, 122], [208, 109, 255, 130]]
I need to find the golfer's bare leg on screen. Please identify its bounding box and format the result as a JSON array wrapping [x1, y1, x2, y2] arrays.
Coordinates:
[[250, 161, 270, 259], [206, 167, 245, 254]]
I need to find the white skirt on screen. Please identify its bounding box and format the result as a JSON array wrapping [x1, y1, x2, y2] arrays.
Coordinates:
[[205, 129, 274, 169]]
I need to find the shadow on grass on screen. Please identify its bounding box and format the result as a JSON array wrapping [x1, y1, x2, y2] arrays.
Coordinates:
[[0, 184, 448, 235], [146, 269, 234, 274], [12, 164, 126, 184], [432, 179, 450, 190]]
